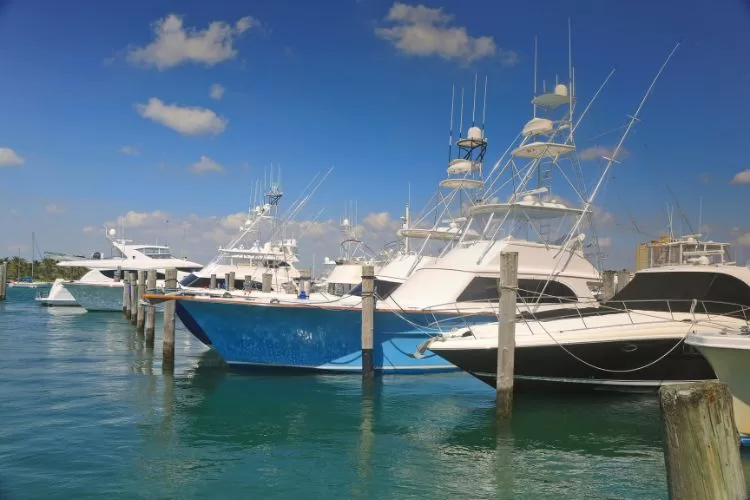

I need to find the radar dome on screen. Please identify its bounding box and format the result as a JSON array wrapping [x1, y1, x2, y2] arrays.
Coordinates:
[[467, 126, 484, 140], [554, 84, 568, 97], [108, 228, 117, 237]]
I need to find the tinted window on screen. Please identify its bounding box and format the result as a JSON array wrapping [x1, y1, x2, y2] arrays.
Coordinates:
[[610, 271, 750, 315], [348, 279, 401, 299], [456, 277, 578, 303]]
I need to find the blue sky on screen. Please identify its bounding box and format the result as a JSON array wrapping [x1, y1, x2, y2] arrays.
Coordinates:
[[1, 0, 750, 268]]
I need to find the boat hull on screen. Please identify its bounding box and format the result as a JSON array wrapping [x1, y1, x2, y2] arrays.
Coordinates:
[[36, 279, 79, 307], [63, 282, 124, 312], [688, 334, 750, 443], [433, 338, 715, 392], [175, 298, 492, 373]]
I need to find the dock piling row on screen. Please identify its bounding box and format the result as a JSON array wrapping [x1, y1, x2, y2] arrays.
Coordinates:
[[129, 271, 138, 325]]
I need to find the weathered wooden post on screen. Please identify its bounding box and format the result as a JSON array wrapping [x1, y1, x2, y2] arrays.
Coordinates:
[[361, 265, 375, 378], [210, 274, 217, 289], [615, 270, 631, 294], [262, 273, 272, 293], [243, 275, 253, 291], [224, 272, 233, 291], [129, 271, 138, 325], [136, 270, 146, 334], [123, 273, 132, 319], [659, 381, 746, 499], [496, 252, 518, 420], [113, 267, 121, 283], [229, 272, 236, 291], [145, 269, 156, 347], [0, 262, 7, 301], [602, 270, 616, 301], [162, 268, 177, 371]]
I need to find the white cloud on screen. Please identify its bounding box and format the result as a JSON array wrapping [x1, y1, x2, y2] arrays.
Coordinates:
[[737, 233, 750, 247], [209, 83, 225, 100], [135, 98, 227, 136], [731, 169, 750, 185], [580, 146, 630, 161], [190, 156, 224, 175], [119, 145, 139, 156], [363, 211, 395, 230], [189, 156, 224, 175], [110, 210, 169, 229], [375, 2, 504, 63], [45, 204, 67, 214], [598, 236, 612, 247], [0, 147, 24, 167], [127, 14, 257, 70]]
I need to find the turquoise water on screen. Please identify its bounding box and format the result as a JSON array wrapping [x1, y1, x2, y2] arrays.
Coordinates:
[[1, 287, 748, 499]]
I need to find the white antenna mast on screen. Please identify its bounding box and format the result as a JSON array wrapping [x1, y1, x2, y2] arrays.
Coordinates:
[[471, 73, 478, 126], [448, 84, 455, 160], [482, 75, 488, 130], [698, 196, 703, 232], [533, 35, 538, 117], [458, 87, 465, 138]]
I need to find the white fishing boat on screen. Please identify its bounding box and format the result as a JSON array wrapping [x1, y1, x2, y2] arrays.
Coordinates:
[[59, 229, 202, 312], [179, 168, 332, 297]]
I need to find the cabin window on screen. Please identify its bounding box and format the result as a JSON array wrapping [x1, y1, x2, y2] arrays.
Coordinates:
[[180, 275, 261, 290], [348, 279, 401, 300], [137, 247, 175, 259], [456, 277, 578, 303], [609, 271, 750, 316]]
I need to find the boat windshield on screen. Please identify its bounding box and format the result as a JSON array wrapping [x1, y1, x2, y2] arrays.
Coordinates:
[[137, 247, 175, 259], [348, 279, 401, 300], [608, 271, 750, 315]]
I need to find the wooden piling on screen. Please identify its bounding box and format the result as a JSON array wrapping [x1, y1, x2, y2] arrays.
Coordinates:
[[0, 262, 7, 301], [210, 274, 217, 289], [496, 252, 518, 420], [129, 271, 138, 325], [123, 273, 132, 319], [229, 272, 236, 292], [659, 381, 746, 499], [136, 270, 146, 333], [145, 269, 156, 347], [262, 273, 272, 293], [243, 275, 253, 291], [602, 270, 616, 301], [162, 268, 177, 371], [113, 267, 121, 283], [361, 265, 375, 378], [224, 272, 232, 291]]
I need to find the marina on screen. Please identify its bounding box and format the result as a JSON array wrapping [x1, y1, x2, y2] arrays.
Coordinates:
[[2, 1, 750, 497]]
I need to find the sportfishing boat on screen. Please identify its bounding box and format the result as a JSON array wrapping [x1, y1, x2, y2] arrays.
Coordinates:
[[149, 52, 617, 373], [179, 168, 332, 297], [60, 229, 202, 312], [686, 329, 750, 445]]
